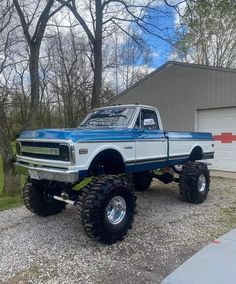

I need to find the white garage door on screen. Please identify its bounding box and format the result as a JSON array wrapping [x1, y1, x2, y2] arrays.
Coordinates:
[[197, 107, 236, 172]]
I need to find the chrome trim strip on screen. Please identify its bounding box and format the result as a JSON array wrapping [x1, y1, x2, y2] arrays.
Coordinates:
[[16, 155, 72, 167], [78, 140, 134, 143], [169, 139, 212, 141], [168, 155, 189, 160], [202, 152, 214, 159], [15, 162, 79, 183], [202, 151, 214, 155], [78, 138, 211, 143], [136, 139, 166, 142], [126, 157, 167, 164], [78, 139, 167, 143], [17, 138, 74, 145], [126, 154, 190, 165]]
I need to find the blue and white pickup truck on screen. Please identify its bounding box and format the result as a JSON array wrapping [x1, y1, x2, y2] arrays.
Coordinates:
[[16, 104, 214, 244]]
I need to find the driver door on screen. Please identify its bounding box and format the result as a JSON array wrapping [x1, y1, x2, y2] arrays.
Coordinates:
[[135, 108, 167, 170]]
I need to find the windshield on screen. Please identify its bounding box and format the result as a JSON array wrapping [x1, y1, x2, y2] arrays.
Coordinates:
[[80, 107, 135, 128]]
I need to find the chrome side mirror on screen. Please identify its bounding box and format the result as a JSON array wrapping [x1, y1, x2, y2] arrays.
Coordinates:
[[143, 118, 155, 127]]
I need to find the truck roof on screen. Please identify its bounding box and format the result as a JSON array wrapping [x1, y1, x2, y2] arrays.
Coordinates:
[[93, 104, 157, 111]]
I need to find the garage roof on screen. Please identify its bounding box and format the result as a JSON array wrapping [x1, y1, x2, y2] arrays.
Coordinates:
[[110, 61, 236, 104]]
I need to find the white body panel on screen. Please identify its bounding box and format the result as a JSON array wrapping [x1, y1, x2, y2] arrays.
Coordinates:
[[135, 140, 167, 161], [71, 139, 213, 172], [168, 140, 213, 159]]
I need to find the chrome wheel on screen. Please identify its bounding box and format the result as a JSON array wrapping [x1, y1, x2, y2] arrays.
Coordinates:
[[198, 174, 206, 192], [106, 196, 126, 225]]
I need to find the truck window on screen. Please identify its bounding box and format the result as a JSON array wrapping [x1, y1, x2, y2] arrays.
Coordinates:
[[80, 107, 136, 128], [135, 113, 141, 128], [141, 109, 159, 129]]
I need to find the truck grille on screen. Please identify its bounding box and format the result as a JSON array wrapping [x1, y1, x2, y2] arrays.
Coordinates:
[[17, 141, 71, 162]]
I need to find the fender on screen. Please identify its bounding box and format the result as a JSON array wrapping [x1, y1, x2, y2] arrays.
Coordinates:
[[81, 144, 127, 171]]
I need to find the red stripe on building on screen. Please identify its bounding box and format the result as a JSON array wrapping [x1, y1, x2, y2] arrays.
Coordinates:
[[214, 133, 236, 143]]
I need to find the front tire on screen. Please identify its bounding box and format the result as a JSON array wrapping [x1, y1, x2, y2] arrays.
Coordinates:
[[179, 162, 210, 204], [81, 175, 136, 244], [23, 179, 66, 216]]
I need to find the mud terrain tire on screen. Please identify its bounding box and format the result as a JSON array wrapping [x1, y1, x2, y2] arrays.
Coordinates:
[[179, 162, 210, 204], [23, 179, 65, 216], [81, 175, 136, 244]]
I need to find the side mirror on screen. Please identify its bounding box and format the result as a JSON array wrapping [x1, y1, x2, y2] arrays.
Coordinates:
[[143, 118, 155, 127]]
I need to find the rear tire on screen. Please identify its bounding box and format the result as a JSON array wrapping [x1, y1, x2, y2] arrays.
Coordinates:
[[23, 179, 66, 216], [131, 171, 153, 192], [179, 162, 210, 204], [81, 175, 136, 244]]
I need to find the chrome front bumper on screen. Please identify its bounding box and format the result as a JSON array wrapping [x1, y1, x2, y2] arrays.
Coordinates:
[[15, 162, 79, 183]]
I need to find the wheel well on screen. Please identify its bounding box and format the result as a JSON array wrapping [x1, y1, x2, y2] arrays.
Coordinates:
[[189, 146, 203, 161], [88, 149, 125, 176]]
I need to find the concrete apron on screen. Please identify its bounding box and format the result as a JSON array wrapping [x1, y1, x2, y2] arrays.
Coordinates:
[[161, 228, 236, 284], [210, 170, 236, 180]]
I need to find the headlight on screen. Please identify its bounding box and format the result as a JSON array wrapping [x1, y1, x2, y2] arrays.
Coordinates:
[[59, 144, 70, 161]]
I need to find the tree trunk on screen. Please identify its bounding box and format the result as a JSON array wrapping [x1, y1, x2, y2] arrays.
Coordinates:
[[1, 153, 21, 196], [0, 130, 21, 195], [91, 42, 102, 109], [91, 0, 103, 109], [23, 46, 40, 130]]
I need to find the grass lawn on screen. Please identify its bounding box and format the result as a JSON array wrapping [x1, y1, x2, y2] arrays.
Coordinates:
[[0, 142, 23, 211]]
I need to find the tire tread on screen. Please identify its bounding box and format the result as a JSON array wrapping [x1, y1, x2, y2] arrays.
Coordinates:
[[23, 179, 65, 217], [179, 162, 210, 204], [81, 175, 136, 244]]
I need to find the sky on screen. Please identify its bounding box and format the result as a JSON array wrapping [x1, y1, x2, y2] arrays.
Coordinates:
[[145, 6, 176, 68], [53, 1, 179, 70], [142, 2, 182, 69]]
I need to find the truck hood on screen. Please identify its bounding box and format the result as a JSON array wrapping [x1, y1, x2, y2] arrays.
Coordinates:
[[19, 128, 137, 142]]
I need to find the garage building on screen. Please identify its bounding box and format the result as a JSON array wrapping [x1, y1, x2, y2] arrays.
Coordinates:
[[110, 61, 236, 172]]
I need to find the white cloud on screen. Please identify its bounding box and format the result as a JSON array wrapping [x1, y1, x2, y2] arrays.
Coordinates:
[[152, 51, 160, 58]]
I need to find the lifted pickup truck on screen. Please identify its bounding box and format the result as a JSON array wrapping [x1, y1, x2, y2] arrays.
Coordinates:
[[16, 104, 214, 244]]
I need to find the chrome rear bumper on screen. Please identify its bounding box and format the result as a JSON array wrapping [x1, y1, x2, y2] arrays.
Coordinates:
[[15, 162, 79, 183]]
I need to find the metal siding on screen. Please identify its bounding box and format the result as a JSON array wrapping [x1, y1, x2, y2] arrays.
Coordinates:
[[112, 63, 236, 131]]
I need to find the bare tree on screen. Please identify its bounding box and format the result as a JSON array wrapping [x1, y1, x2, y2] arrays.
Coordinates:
[[0, 0, 66, 194], [103, 30, 153, 93], [45, 25, 93, 127], [119, 34, 152, 90], [0, 0, 22, 194], [12, 0, 68, 129], [57, 0, 166, 108], [0, 83, 22, 195]]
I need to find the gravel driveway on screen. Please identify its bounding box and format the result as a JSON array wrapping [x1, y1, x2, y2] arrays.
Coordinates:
[[1, 177, 236, 284]]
